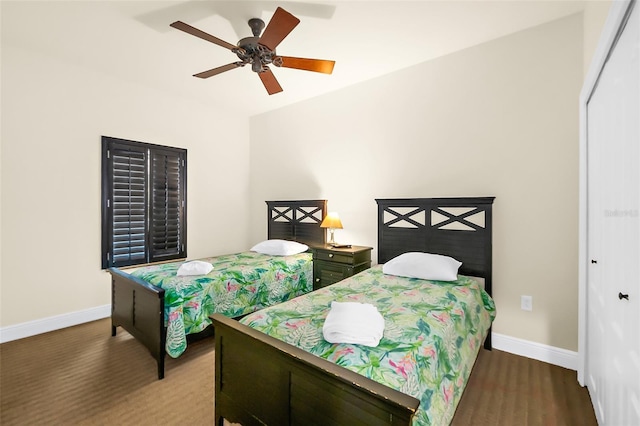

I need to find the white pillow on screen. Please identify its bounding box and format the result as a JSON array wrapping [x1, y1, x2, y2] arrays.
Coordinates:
[[176, 260, 214, 276], [250, 239, 309, 256], [382, 252, 462, 281]]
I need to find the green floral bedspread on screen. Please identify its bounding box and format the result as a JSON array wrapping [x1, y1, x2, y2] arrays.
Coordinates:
[[130, 251, 312, 358], [240, 266, 496, 426]]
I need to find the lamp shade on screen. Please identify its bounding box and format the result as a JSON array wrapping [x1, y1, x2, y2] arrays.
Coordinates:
[[320, 212, 343, 229]]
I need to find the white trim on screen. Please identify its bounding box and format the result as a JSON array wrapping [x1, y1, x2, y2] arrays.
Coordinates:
[[0, 305, 111, 343], [578, 0, 634, 387], [492, 332, 579, 371]]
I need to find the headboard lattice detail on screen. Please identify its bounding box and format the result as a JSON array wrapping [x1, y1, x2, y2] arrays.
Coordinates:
[[266, 200, 327, 246], [377, 197, 495, 297]]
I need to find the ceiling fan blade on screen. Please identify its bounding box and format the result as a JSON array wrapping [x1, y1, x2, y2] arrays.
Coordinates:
[[278, 56, 335, 74], [194, 63, 242, 79], [258, 68, 283, 95], [258, 7, 300, 51], [170, 21, 236, 51]]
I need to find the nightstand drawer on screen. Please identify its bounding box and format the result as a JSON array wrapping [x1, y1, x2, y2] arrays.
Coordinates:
[[314, 251, 354, 264], [314, 260, 371, 289], [313, 246, 372, 265], [316, 263, 345, 284]]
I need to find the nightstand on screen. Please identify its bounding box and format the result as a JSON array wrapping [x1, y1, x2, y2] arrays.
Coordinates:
[[312, 245, 372, 290]]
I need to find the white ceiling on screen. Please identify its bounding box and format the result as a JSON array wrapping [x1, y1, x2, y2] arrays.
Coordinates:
[[2, 0, 587, 117]]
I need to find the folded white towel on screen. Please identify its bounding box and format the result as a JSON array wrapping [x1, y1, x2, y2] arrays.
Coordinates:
[[322, 301, 385, 347], [176, 260, 213, 276]]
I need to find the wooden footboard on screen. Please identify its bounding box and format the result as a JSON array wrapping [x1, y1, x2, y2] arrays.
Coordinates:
[[109, 267, 166, 379], [212, 313, 419, 426]]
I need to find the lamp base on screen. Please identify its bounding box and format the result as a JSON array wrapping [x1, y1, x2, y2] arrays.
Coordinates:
[[328, 229, 336, 246]]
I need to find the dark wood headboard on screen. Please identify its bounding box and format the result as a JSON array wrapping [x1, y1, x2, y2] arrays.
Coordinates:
[[376, 197, 495, 296], [266, 200, 327, 246]]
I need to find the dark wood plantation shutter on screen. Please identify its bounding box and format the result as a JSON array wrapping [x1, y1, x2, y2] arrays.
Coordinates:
[[149, 149, 184, 261], [102, 137, 186, 269], [110, 143, 148, 266]]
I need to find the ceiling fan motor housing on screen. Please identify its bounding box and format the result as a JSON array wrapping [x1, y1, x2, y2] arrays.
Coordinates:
[[235, 36, 279, 73]]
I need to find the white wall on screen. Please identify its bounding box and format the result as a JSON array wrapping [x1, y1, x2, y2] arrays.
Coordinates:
[[249, 14, 583, 351], [0, 44, 251, 328]]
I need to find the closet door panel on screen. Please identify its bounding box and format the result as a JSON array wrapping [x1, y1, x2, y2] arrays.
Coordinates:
[[586, 89, 606, 421], [586, 2, 639, 424]]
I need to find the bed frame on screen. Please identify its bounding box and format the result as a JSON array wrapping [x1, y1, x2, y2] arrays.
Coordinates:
[[109, 199, 326, 380], [212, 196, 495, 425]]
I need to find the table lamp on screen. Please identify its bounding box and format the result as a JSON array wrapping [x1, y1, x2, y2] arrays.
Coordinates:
[[320, 212, 343, 246]]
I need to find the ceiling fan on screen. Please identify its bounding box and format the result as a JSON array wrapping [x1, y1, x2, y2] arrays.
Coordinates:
[[170, 7, 335, 95]]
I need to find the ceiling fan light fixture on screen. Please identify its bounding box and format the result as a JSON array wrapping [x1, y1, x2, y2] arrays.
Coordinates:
[[252, 61, 263, 73]]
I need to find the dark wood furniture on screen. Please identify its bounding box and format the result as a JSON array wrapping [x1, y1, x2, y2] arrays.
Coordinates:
[[109, 199, 326, 380], [213, 196, 495, 426], [312, 245, 372, 289]]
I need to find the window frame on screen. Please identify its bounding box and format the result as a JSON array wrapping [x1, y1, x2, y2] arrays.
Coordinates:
[[101, 136, 187, 269]]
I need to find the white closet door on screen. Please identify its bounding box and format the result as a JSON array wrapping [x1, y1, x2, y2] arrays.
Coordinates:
[[586, 76, 607, 422], [586, 2, 639, 425]]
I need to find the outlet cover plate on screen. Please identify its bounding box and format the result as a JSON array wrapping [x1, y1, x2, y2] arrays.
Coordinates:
[[521, 295, 533, 311]]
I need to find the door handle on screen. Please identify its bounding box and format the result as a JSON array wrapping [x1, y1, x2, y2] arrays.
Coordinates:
[[618, 292, 629, 300], [591, 259, 597, 264]]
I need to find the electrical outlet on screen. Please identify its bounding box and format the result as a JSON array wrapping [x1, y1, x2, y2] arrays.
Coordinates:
[[521, 295, 533, 311]]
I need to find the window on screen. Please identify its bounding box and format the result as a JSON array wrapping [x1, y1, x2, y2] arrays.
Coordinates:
[[101, 136, 187, 269]]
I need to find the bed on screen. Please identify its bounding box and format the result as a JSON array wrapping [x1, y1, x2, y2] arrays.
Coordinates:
[[212, 196, 495, 425], [108, 199, 326, 379]]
